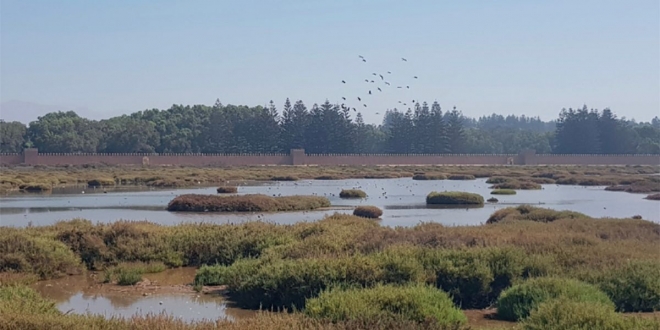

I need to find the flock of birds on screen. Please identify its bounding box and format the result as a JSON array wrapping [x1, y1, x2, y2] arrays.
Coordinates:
[[339, 55, 420, 116]]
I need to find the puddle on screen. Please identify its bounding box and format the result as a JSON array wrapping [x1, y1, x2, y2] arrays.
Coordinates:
[[32, 268, 256, 322]]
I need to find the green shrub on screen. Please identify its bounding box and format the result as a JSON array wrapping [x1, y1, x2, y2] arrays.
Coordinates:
[[447, 174, 476, 180], [305, 284, 466, 326], [486, 205, 589, 224], [521, 298, 656, 330], [412, 173, 447, 180], [491, 189, 516, 195], [0, 230, 82, 279], [116, 268, 143, 286], [87, 178, 116, 187], [167, 194, 330, 212], [486, 177, 510, 184], [426, 191, 484, 205], [216, 186, 238, 193], [353, 206, 383, 219], [592, 261, 660, 312], [496, 277, 614, 321], [420, 247, 535, 309], [197, 253, 428, 310], [339, 189, 367, 198], [0, 285, 59, 315], [490, 181, 542, 190]]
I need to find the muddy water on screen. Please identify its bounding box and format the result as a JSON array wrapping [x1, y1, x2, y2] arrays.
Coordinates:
[[32, 268, 256, 322], [2, 178, 659, 227]]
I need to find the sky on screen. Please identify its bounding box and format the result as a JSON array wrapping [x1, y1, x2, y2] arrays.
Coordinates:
[[1, 0, 659, 124]]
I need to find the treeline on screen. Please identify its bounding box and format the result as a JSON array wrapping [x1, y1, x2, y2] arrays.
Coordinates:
[[0, 99, 658, 154]]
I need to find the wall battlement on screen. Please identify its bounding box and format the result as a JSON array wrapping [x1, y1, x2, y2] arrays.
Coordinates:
[[0, 149, 658, 166]]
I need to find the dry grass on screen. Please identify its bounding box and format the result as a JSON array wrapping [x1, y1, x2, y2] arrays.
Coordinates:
[[427, 192, 485, 205], [166, 194, 330, 212], [645, 193, 660, 200], [413, 173, 448, 180]]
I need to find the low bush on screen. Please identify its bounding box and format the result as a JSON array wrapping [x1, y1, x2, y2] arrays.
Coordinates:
[[0, 229, 82, 279], [590, 260, 660, 312], [0, 285, 59, 315], [486, 205, 588, 224], [490, 181, 542, 190], [18, 183, 51, 192], [339, 189, 367, 198], [195, 253, 428, 310], [487, 197, 498, 203], [521, 298, 659, 330], [87, 178, 116, 187], [645, 193, 660, 200], [353, 206, 383, 219], [270, 175, 299, 181], [496, 277, 614, 321], [447, 174, 475, 180], [491, 189, 516, 195], [412, 173, 447, 180], [116, 268, 143, 285], [216, 186, 238, 194], [485, 177, 510, 184], [426, 191, 484, 205], [305, 284, 466, 326], [166, 194, 330, 212]]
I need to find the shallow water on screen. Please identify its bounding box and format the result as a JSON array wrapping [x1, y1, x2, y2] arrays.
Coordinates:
[[32, 268, 255, 322], [1, 178, 658, 227]]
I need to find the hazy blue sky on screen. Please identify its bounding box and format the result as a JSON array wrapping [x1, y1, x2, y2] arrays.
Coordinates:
[[1, 0, 658, 124]]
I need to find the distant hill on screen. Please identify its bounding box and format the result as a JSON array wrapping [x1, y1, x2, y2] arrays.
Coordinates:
[[0, 100, 91, 124]]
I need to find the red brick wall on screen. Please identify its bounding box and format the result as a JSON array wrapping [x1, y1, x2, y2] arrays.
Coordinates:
[[0, 153, 22, 165], [1, 150, 658, 166]]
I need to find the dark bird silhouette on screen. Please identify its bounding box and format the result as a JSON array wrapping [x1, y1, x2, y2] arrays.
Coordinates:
[[414, 76, 418, 79], [375, 112, 380, 114], [372, 73, 377, 76], [377, 87, 382, 91], [387, 71, 391, 74], [379, 74, 384, 80], [363, 104, 367, 107], [352, 107, 356, 111], [369, 90, 372, 95], [342, 80, 346, 83], [359, 55, 364, 58], [385, 82, 390, 85], [398, 101, 402, 103], [412, 100, 415, 103], [342, 97, 346, 100], [365, 79, 369, 82], [403, 103, 407, 105], [362, 59, 366, 62], [358, 97, 361, 101], [397, 86, 402, 88], [402, 58, 407, 61], [406, 86, 410, 89], [370, 80, 374, 83]]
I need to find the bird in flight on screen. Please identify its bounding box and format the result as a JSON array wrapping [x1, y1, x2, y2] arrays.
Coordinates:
[[413, 76, 418, 79], [402, 58, 407, 61], [359, 55, 364, 58], [397, 86, 402, 88], [342, 80, 346, 83], [377, 87, 382, 92], [375, 112, 380, 115], [364, 104, 367, 107], [385, 82, 390, 85], [379, 74, 384, 80], [364, 79, 369, 82], [342, 97, 346, 100], [362, 59, 367, 62], [387, 71, 391, 74], [412, 100, 415, 103], [406, 86, 410, 89], [358, 97, 362, 101], [369, 90, 372, 95], [372, 73, 377, 76], [370, 80, 374, 83]]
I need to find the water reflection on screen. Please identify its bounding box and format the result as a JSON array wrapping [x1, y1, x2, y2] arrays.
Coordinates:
[[2, 178, 658, 227], [32, 268, 255, 322]]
